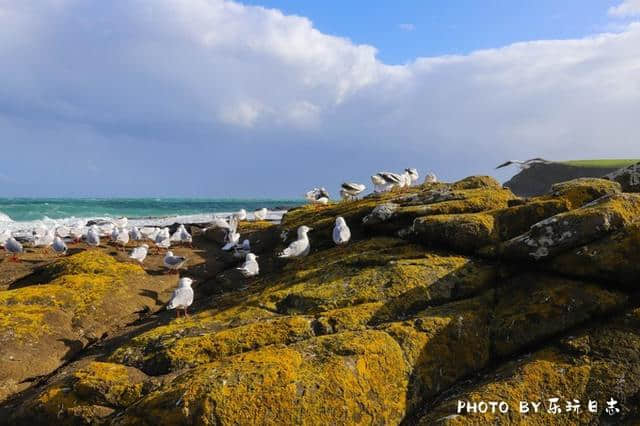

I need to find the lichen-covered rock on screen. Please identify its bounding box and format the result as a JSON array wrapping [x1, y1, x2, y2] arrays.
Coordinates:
[[117, 331, 410, 425], [450, 175, 503, 190], [605, 161, 640, 193], [416, 307, 640, 425], [501, 193, 640, 261], [411, 199, 568, 252], [549, 223, 640, 288], [545, 177, 621, 209], [0, 251, 175, 402]]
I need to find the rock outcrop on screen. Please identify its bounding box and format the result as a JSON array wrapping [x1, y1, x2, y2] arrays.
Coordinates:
[[1, 175, 640, 425]]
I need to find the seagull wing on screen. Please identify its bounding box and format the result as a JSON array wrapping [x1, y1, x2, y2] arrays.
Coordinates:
[[495, 161, 515, 169], [279, 238, 307, 257]]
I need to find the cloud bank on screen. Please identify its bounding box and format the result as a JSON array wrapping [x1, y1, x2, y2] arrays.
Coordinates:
[[1, 0, 639, 196]]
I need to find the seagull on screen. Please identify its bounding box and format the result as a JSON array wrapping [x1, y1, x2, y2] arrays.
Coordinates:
[[0, 230, 11, 248], [98, 223, 115, 237], [170, 224, 192, 247], [115, 228, 130, 250], [424, 172, 438, 183], [495, 158, 552, 170], [372, 172, 402, 192], [52, 236, 68, 256], [140, 226, 159, 240], [234, 209, 247, 221], [254, 208, 268, 221], [236, 253, 259, 277], [209, 216, 231, 230], [405, 168, 420, 185], [166, 277, 194, 317], [33, 229, 55, 250], [332, 216, 351, 246], [129, 244, 149, 264], [278, 225, 312, 258], [155, 233, 171, 253], [69, 226, 84, 243], [163, 251, 187, 274], [222, 228, 240, 251], [129, 226, 143, 241], [86, 226, 100, 248], [5, 237, 23, 262], [110, 227, 120, 242], [340, 182, 366, 200], [305, 188, 330, 205]]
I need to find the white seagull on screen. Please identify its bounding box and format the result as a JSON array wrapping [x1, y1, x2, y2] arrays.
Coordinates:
[[52, 236, 68, 256], [5, 237, 23, 262], [170, 224, 192, 247], [222, 228, 240, 251], [332, 216, 351, 246], [236, 253, 259, 277], [129, 244, 149, 264], [129, 226, 143, 241], [424, 172, 438, 184], [163, 251, 187, 274], [155, 227, 171, 252], [305, 188, 330, 205], [254, 208, 268, 221], [372, 172, 402, 192], [234, 209, 247, 221], [405, 168, 420, 185], [115, 228, 130, 250], [167, 277, 194, 317], [86, 226, 100, 248], [278, 225, 312, 258], [340, 182, 366, 200], [110, 227, 120, 242]]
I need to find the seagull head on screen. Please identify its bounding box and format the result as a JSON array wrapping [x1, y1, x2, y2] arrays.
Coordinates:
[[165, 251, 173, 257], [246, 253, 258, 261], [335, 216, 346, 226], [298, 225, 313, 237]]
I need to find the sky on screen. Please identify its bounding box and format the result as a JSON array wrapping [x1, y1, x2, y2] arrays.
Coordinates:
[[0, 0, 639, 197]]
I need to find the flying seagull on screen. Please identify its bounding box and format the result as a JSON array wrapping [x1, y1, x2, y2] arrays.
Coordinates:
[[495, 158, 552, 170]]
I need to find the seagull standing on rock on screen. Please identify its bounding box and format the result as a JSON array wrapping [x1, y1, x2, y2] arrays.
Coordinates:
[[167, 277, 194, 318], [163, 251, 187, 274], [5, 237, 23, 262], [130, 244, 149, 264], [332, 217, 351, 246], [305, 188, 330, 206], [372, 172, 402, 192], [171, 224, 192, 247], [129, 226, 143, 242], [278, 225, 312, 258], [340, 183, 366, 200], [405, 168, 420, 186], [236, 253, 259, 277], [52, 236, 68, 256], [86, 226, 100, 248], [115, 228, 130, 250], [424, 172, 438, 183], [234, 209, 247, 221], [254, 208, 268, 221]]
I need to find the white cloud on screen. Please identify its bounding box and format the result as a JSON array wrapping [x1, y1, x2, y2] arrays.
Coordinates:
[[0, 0, 639, 195], [609, 0, 640, 17], [399, 23, 415, 32]]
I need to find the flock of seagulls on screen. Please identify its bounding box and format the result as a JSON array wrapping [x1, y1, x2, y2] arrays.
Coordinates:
[[2, 166, 438, 316]]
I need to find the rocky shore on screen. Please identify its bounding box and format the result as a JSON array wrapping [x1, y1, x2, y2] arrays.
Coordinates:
[[1, 175, 639, 425]]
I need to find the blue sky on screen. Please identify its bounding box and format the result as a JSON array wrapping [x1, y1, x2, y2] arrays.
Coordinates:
[[0, 0, 639, 197], [243, 0, 622, 63]]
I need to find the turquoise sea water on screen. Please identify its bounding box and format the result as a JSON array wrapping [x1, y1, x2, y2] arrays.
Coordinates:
[[0, 198, 303, 223]]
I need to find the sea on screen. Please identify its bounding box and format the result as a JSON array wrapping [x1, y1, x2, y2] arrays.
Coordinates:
[[0, 198, 303, 233]]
